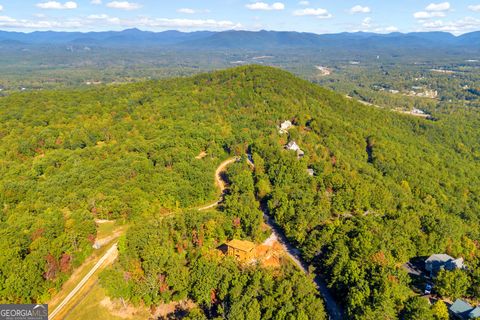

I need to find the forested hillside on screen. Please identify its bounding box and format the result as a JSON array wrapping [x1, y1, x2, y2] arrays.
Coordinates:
[[0, 66, 479, 318]]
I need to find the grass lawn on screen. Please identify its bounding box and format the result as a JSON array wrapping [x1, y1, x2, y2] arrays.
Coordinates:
[[64, 284, 150, 320], [48, 222, 127, 314], [96, 221, 118, 239]]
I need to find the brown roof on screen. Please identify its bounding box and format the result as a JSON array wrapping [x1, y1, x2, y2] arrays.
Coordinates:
[[226, 239, 256, 252]]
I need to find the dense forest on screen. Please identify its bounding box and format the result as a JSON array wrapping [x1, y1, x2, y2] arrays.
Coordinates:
[[0, 65, 479, 318]]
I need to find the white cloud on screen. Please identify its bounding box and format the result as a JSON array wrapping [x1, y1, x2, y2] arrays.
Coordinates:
[[0, 15, 15, 23], [384, 26, 399, 32], [177, 8, 210, 14], [36, 1, 78, 10], [362, 17, 372, 27], [350, 5, 371, 14], [414, 2, 451, 20], [413, 11, 446, 19], [355, 16, 398, 33], [106, 1, 141, 10], [91, 0, 102, 4], [246, 2, 285, 11], [0, 14, 241, 31], [298, 1, 309, 6], [468, 4, 480, 12], [293, 8, 332, 18], [133, 17, 241, 29], [0, 15, 82, 28], [86, 13, 120, 24], [425, 2, 450, 11], [178, 8, 195, 14], [419, 16, 480, 34], [0, 5, 3, 11]]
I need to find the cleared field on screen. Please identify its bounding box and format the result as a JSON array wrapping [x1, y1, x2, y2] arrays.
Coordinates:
[[64, 284, 150, 320]]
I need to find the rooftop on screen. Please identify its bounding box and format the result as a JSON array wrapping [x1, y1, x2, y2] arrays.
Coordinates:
[[449, 299, 480, 319], [470, 307, 480, 318], [426, 253, 455, 263], [226, 239, 256, 252]]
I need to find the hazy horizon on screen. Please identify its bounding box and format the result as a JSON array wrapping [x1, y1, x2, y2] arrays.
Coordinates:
[[1, 27, 479, 36], [0, 1, 479, 35]]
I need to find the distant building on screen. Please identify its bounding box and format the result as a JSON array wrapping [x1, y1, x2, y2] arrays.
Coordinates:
[[450, 299, 480, 320], [285, 141, 304, 158], [315, 65, 332, 76], [425, 254, 465, 277], [412, 108, 426, 115], [307, 168, 315, 176], [285, 141, 300, 151], [279, 120, 293, 134], [226, 239, 256, 261]]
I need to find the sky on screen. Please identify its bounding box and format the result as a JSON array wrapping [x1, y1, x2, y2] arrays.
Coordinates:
[[0, 1, 479, 34]]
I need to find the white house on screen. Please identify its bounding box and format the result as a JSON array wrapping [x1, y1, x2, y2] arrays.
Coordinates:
[[425, 254, 465, 277], [285, 141, 305, 158], [285, 141, 300, 151], [279, 120, 293, 134]]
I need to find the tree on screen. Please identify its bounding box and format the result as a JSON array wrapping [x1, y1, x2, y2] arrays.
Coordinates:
[[402, 296, 434, 320], [435, 269, 470, 299], [432, 300, 449, 320]]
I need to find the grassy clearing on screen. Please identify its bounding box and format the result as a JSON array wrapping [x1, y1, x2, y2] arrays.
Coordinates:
[[48, 223, 126, 313], [64, 284, 150, 320], [96, 221, 117, 240]]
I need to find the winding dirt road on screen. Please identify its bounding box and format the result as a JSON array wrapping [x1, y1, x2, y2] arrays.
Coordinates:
[[49, 158, 238, 319], [198, 157, 239, 211], [49, 156, 342, 319]]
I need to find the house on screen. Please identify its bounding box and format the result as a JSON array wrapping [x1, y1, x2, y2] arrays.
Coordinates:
[[307, 168, 315, 176], [425, 254, 465, 277], [226, 239, 256, 261], [285, 141, 305, 158], [450, 299, 480, 320], [279, 120, 293, 134], [412, 108, 427, 115], [286, 141, 300, 151]]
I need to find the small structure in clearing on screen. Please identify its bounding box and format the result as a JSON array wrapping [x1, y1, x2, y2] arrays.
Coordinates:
[[223, 236, 282, 268], [285, 141, 305, 158], [425, 254, 465, 277], [279, 120, 293, 134], [226, 239, 256, 261], [315, 65, 332, 76], [449, 299, 480, 320]]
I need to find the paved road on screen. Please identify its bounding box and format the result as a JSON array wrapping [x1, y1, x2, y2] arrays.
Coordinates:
[[49, 243, 118, 320], [263, 211, 344, 320], [247, 153, 343, 319]]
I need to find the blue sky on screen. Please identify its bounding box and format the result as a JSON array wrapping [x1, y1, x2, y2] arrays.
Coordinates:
[[0, 1, 479, 34]]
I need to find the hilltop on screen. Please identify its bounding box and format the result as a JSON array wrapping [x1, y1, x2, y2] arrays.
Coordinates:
[[0, 66, 479, 318]]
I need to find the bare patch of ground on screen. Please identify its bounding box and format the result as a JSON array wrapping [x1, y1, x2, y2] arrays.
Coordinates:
[[195, 151, 207, 159], [100, 297, 147, 319], [152, 300, 196, 319], [95, 219, 114, 224]]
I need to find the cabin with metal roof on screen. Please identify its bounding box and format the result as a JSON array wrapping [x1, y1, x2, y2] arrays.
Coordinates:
[[226, 239, 256, 261], [450, 299, 480, 320]]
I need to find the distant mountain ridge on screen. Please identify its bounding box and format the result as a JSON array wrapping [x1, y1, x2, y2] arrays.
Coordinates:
[[0, 28, 479, 50]]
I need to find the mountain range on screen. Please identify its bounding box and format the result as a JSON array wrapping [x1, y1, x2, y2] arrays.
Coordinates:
[[1, 28, 479, 50]]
